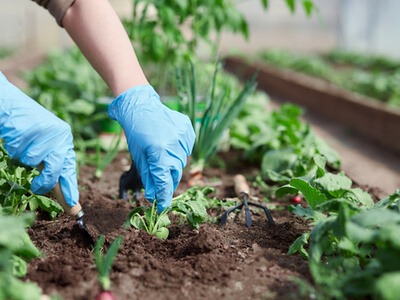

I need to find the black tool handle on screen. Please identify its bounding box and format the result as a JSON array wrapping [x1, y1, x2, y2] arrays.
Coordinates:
[[119, 161, 143, 200]]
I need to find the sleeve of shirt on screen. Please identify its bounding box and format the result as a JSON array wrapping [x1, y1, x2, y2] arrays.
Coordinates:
[[31, 0, 75, 27]]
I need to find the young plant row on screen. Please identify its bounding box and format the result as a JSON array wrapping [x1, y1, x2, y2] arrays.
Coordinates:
[[126, 186, 235, 239], [277, 164, 400, 299], [228, 91, 400, 299], [257, 49, 400, 108], [229, 94, 340, 181]]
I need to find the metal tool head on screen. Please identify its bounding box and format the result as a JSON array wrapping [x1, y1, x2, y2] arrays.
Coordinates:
[[75, 211, 96, 246]]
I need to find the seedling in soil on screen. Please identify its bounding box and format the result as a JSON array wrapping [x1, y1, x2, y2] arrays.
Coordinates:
[[128, 201, 171, 239], [93, 235, 123, 300]]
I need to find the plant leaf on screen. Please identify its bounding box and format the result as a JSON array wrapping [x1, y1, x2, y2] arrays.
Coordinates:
[[290, 178, 327, 209], [288, 232, 310, 259]]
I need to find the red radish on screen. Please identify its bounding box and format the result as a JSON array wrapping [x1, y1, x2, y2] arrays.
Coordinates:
[[94, 235, 123, 300], [95, 291, 117, 300], [290, 195, 303, 205]]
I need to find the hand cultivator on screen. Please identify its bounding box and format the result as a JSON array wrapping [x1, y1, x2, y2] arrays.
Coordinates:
[[219, 174, 275, 227], [119, 161, 143, 201]]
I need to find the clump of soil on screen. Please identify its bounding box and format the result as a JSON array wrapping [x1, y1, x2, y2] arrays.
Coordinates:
[[26, 152, 312, 300]]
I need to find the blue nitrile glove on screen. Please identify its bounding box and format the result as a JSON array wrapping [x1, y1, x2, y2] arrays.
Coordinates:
[[109, 85, 195, 213], [0, 72, 79, 207]]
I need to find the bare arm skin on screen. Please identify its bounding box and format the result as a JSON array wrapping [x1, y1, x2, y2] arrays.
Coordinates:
[[62, 0, 148, 97]]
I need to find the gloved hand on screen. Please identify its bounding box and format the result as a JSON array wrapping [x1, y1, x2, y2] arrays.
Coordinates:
[[109, 85, 195, 213], [0, 72, 78, 207]]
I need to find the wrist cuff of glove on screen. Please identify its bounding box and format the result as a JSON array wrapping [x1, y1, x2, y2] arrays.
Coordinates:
[[0, 72, 8, 84], [108, 84, 159, 121]]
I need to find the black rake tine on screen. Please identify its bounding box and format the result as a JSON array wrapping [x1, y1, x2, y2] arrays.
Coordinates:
[[248, 202, 275, 225], [218, 203, 244, 226], [243, 195, 252, 228]]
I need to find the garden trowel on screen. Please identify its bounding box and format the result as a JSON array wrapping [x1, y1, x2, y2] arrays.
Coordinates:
[[51, 182, 96, 246], [39, 164, 96, 246]]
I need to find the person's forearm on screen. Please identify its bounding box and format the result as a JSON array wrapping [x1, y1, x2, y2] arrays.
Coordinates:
[[62, 0, 148, 96]]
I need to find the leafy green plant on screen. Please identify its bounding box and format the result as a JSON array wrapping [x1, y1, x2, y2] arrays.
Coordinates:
[[93, 235, 123, 299], [230, 101, 340, 183], [25, 47, 112, 166], [276, 158, 400, 299], [0, 141, 63, 218], [124, 0, 249, 62], [176, 61, 257, 175], [0, 210, 43, 300], [128, 201, 171, 239], [123, 0, 315, 92], [171, 185, 235, 227]]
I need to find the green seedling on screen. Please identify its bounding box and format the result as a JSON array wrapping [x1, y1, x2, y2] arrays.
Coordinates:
[[94, 235, 123, 300], [128, 201, 171, 239]]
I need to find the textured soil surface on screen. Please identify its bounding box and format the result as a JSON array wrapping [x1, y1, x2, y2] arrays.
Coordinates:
[[26, 151, 312, 300]]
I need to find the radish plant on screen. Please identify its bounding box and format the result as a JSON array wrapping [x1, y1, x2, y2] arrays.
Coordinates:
[[93, 235, 123, 300], [128, 201, 171, 239]]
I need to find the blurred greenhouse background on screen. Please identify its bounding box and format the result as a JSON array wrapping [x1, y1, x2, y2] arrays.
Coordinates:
[[1, 0, 400, 61]]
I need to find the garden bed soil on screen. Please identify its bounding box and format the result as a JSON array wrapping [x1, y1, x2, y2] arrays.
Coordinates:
[[26, 151, 312, 300]]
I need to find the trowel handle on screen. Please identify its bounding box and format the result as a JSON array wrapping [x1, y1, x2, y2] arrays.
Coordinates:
[[52, 182, 82, 217], [39, 164, 82, 217], [233, 174, 250, 196]]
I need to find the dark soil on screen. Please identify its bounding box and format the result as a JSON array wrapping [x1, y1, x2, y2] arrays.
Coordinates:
[[26, 151, 312, 300]]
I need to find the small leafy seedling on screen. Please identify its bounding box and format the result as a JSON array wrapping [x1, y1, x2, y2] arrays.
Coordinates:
[[128, 201, 171, 239], [93, 235, 123, 300]]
